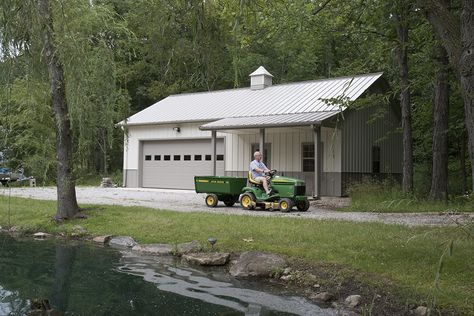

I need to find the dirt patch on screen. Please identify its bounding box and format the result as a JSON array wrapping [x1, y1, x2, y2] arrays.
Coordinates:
[[271, 259, 458, 315]]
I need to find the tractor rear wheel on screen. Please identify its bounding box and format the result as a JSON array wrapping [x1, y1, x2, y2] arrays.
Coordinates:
[[279, 198, 293, 212], [296, 199, 310, 212], [240, 193, 256, 210], [205, 194, 218, 207]]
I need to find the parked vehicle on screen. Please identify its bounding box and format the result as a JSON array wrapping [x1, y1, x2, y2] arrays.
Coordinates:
[[0, 167, 19, 186], [194, 170, 310, 212]]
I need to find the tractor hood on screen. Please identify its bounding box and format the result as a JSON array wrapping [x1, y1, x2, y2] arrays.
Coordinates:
[[270, 176, 305, 186]]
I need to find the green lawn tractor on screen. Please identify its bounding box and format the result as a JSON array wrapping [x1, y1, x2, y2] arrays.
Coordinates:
[[240, 170, 310, 212]]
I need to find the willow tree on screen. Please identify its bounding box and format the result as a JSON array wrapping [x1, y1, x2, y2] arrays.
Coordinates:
[[37, 0, 79, 219]]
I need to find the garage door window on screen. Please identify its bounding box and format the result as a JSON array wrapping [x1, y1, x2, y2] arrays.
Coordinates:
[[154, 155, 161, 161], [174, 155, 181, 161], [145, 155, 151, 161], [217, 155, 224, 161], [205, 155, 211, 161], [194, 155, 202, 161], [164, 155, 170, 161], [184, 155, 191, 161]]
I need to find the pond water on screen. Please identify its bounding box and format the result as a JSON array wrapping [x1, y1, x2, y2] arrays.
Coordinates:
[[0, 235, 336, 315]]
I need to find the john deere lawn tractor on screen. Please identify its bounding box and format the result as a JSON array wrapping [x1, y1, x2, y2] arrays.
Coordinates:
[[240, 170, 310, 212]]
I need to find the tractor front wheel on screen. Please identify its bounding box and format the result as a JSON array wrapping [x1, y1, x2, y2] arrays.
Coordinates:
[[279, 198, 293, 212], [240, 193, 256, 210], [296, 199, 310, 212], [205, 194, 218, 207]]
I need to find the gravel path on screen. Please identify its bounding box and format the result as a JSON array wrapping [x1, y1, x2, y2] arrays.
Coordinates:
[[1, 186, 472, 227]]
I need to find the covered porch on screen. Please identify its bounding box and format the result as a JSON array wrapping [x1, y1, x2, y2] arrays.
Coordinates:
[[200, 112, 342, 197]]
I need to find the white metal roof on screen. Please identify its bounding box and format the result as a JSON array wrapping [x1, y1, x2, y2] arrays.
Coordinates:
[[121, 72, 383, 126], [200, 111, 340, 130]]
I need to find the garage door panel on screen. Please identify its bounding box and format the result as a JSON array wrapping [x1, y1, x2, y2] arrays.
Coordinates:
[[142, 139, 224, 189]]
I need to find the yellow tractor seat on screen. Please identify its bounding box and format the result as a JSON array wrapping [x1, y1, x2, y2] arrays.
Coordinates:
[[248, 171, 263, 187]]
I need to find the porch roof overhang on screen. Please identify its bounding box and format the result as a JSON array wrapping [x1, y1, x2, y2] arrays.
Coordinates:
[[199, 111, 340, 131]]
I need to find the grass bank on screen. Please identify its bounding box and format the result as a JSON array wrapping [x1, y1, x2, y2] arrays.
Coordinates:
[[344, 180, 474, 213], [1, 196, 473, 313]]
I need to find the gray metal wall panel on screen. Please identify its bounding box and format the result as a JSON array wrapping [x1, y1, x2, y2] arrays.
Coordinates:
[[125, 169, 138, 188], [341, 105, 402, 174]]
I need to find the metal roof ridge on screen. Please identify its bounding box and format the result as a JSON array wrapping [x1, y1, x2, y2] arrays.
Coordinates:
[[165, 72, 384, 98]]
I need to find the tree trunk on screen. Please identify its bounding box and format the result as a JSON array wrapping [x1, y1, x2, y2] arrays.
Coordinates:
[[429, 45, 450, 200], [459, 0, 474, 192], [460, 134, 467, 194], [394, 12, 414, 193], [37, 0, 79, 219], [421, 0, 474, 192]]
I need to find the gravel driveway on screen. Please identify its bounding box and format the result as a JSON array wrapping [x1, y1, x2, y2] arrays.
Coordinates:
[[1, 186, 472, 227]]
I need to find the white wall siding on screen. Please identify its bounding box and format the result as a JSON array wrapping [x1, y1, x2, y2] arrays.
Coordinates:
[[224, 127, 341, 173]]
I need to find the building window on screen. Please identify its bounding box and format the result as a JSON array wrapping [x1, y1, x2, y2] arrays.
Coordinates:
[[145, 155, 152, 161], [372, 146, 381, 173], [194, 155, 202, 161], [184, 155, 191, 161], [174, 155, 181, 161], [205, 155, 212, 161], [154, 155, 161, 161], [217, 155, 224, 161], [302, 144, 314, 172], [250, 143, 271, 167], [164, 155, 170, 161]]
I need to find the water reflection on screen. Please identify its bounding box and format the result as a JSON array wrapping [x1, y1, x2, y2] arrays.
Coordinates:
[[117, 251, 336, 316], [0, 235, 336, 316]]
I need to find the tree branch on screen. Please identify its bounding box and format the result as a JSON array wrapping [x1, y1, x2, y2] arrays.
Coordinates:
[[418, 0, 461, 69], [312, 0, 332, 15]]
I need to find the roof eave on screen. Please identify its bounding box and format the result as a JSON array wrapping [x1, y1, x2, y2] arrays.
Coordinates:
[[199, 120, 327, 131]]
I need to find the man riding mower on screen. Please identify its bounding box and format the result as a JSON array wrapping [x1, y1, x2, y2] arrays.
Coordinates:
[[240, 151, 310, 212]]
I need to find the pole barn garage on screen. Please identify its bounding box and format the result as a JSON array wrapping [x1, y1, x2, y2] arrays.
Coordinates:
[[119, 66, 402, 196]]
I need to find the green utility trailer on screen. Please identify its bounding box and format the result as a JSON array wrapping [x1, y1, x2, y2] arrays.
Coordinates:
[[194, 176, 247, 207]]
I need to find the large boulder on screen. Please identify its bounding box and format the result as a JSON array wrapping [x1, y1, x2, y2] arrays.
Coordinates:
[[92, 235, 113, 244], [182, 252, 230, 266], [132, 244, 173, 255], [108, 236, 137, 248], [176, 240, 202, 255], [229, 251, 287, 277]]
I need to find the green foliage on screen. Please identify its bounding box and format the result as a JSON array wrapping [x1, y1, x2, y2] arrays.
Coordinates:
[[0, 0, 471, 195]]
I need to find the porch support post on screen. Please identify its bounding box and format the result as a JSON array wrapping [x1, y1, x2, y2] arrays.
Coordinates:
[[313, 124, 321, 198], [259, 128, 265, 155], [211, 130, 217, 176]]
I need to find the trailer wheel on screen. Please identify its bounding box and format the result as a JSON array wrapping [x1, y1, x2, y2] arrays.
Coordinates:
[[279, 198, 293, 212], [224, 199, 235, 207], [240, 193, 256, 210], [205, 194, 218, 207], [296, 200, 310, 212]]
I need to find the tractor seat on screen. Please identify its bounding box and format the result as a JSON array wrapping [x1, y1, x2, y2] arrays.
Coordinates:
[[248, 171, 263, 187]]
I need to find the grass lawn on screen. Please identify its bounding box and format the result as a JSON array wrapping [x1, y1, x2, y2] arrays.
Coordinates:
[[1, 196, 473, 313]]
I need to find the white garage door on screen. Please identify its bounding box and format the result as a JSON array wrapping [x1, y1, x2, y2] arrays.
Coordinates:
[[141, 139, 225, 189]]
